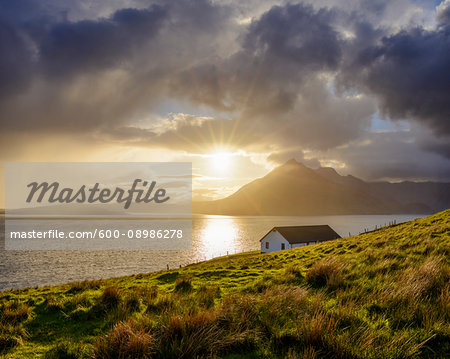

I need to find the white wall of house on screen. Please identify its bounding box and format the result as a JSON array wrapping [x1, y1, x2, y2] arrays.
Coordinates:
[[260, 230, 291, 253]]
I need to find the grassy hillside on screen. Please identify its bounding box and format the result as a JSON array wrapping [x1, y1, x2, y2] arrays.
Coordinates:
[[1, 210, 449, 358]]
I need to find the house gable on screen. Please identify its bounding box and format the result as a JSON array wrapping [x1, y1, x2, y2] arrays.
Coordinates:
[[260, 229, 290, 253]]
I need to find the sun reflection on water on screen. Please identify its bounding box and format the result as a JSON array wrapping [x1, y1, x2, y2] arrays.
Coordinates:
[[196, 217, 239, 260]]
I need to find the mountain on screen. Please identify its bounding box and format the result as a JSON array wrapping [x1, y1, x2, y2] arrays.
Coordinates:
[[369, 181, 450, 213], [193, 159, 449, 215]]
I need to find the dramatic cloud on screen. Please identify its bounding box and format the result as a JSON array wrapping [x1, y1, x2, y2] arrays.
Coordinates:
[[0, 19, 34, 97], [39, 5, 169, 78], [437, 0, 450, 24], [337, 11, 450, 136], [0, 0, 233, 132], [325, 129, 450, 181], [171, 2, 344, 114], [0, 0, 449, 185], [170, 3, 375, 150], [244, 4, 342, 71]]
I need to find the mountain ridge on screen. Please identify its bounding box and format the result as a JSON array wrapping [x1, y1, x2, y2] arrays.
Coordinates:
[[193, 159, 449, 215]]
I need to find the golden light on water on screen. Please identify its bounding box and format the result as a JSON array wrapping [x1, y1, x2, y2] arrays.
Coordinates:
[[197, 217, 239, 259]]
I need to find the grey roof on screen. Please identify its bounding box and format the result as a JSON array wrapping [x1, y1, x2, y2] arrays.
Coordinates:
[[260, 225, 340, 244]]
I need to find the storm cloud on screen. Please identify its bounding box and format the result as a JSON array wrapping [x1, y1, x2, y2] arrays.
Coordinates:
[[39, 5, 169, 78], [0, 0, 449, 182], [337, 10, 450, 137]]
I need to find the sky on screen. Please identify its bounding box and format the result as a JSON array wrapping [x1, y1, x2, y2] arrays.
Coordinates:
[[0, 0, 450, 203]]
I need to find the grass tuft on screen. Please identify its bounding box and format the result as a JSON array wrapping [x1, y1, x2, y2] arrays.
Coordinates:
[[93, 321, 154, 359], [305, 257, 344, 289], [99, 286, 121, 310], [173, 275, 193, 293]]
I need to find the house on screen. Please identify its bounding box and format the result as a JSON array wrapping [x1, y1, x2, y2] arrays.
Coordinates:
[[260, 225, 341, 253]]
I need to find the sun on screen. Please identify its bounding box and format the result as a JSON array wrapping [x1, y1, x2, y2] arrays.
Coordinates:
[[210, 151, 232, 171]]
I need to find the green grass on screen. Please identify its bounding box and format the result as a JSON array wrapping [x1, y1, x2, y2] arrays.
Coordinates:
[[1, 210, 449, 358]]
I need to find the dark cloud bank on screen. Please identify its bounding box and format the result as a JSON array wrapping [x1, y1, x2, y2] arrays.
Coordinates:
[[0, 0, 449, 180]]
